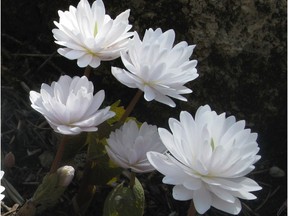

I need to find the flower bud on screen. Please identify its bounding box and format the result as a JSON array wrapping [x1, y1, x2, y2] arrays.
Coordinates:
[[269, 166, 285, 178], [4, 152, 15, 168], [57, 166, 75, 187]]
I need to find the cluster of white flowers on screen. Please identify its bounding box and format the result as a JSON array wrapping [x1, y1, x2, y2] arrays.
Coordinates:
[[28, 0, 262, 215]]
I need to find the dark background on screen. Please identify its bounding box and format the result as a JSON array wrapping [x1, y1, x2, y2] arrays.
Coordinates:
[[1, 0, 287, 215]]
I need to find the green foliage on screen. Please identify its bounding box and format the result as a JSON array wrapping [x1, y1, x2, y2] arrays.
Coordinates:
[[88, 154, 123, 186], [85, 129, 122, 186], [84, 100, 139, 186], [32, 173, 67, 213], [107, 100, 126, 125], [86, 132, 106, 160], [103, 178, 145, 216]]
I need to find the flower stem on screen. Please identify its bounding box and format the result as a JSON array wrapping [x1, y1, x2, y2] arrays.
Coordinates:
[[74, 161, 96, 214], [50, 135, 68, 173], [119, 89, 143, 123], [187, 200, 196, 216], [84, 66, 92, 78], [129, 171, 136, 188]]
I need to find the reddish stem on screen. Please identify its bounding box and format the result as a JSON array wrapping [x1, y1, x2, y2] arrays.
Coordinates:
[[119, 89, 143, 123], [84, 66, 92, 78], [187, 200, 196, 216], [50, 135, 68, 173]]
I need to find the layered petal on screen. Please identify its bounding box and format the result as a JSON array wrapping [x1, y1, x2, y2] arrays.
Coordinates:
[[53, 0, 133, 68], [106, 120, 166, 173], [112, 28, 198, 107], [147, 105, 261, 215], [29, 75, 115, 135]]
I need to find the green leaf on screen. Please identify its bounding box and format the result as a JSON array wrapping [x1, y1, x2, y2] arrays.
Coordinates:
[[86, 132, 106, 160], [32, 173, 67, 213], [103, 178, 145, 216], [88, 154, 123, 185], [107, 100, 125, 125]]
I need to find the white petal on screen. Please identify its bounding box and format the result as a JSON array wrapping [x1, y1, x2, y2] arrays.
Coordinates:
[[154, 93, 176, 107], [0, 194, 5, 201], [172, 185, 194, 201], [211, 193, 242, 215], [56, 125, 82, 135], [232, 177, 262, 191], [111, 67, 141, 89], [77, 54, 93, 67], [183, 179, 202, 190], [208, 185, 236, 203], [83, 90, 105, 118], [0, 171, 4, 179], [106, 146, 130, 170], [193, 187, 212, 214], [143, 85, 156, 101], [147, 152, 189, 181], [64, 50, 86, 59], [92, 0, 105, 28], [89, 57, 101, 68]]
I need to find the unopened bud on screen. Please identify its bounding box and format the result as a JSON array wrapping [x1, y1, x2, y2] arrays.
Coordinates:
[[57, 166, 75, 187], [4, 152, 15, 168], [269, 166, 285, 178]]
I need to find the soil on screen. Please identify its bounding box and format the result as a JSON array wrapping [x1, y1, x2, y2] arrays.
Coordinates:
[[1, 0, 287, 216]]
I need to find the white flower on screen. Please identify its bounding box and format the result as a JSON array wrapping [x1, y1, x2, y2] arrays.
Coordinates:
[[147, 105, 262, 215], [106, 120, 166, 173], [112, 28, 198, 107], [30, 75, 115, 135], [52, 0, 133, 68], [0, 171, 5, 201]]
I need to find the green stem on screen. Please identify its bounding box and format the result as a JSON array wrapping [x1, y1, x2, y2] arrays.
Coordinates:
[[129, 171, 136, 189], [119, 89, 143, 123], [50, 135, 68, 173], [187, 200, 196, 216], [74, 161, 96, 214]]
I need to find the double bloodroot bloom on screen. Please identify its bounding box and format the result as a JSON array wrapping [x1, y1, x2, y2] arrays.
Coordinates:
[[147, 105, 262, 215], [112, 28, 198, 107], [106, 120, 166, 173], [0, 171, 5, 201], [52, 0, 133, 68], [30, 75, 115, 135]]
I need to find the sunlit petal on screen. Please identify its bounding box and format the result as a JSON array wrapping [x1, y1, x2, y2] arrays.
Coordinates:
[[112, 28, 198, 107], [29, 75, 115, 135], [52, 0, 133, 68], [106, 120, 166, 173], [148, 105, 261, 215]]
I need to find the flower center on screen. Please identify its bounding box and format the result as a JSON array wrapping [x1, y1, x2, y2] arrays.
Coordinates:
[[93, 22, 98, 37], [210, 138, 215, 151], [84, 48, 99, 57]]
